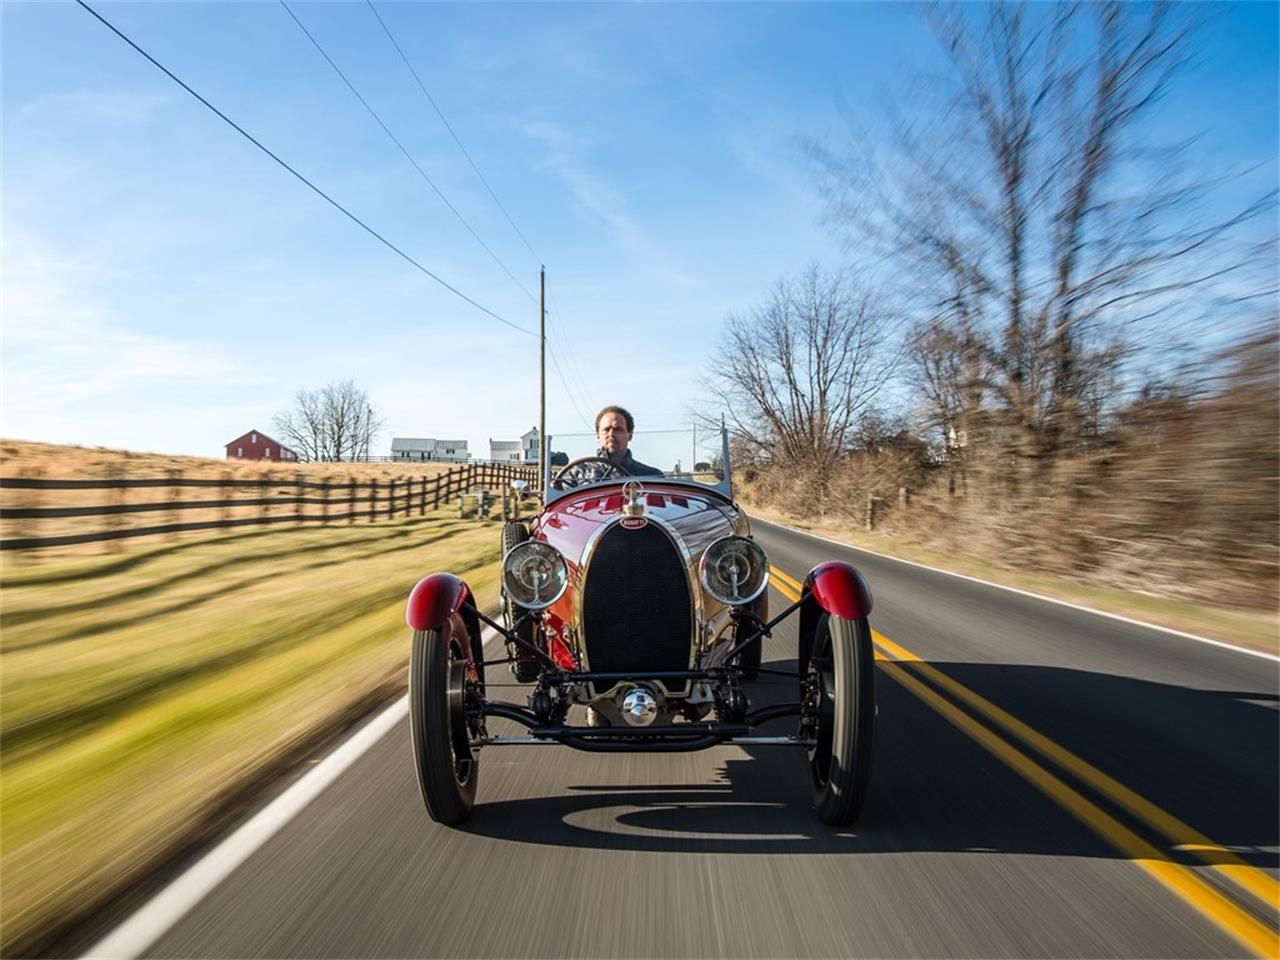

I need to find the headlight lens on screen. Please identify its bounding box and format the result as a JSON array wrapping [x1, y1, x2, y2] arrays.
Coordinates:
[[699, 536, 769, 606], [503, 540, 569, 609]]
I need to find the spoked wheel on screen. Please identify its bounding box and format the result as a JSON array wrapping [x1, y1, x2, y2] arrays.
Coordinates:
[[806, 612, 875, 825], [409, 623, 477, 824], [501, 521, 539, 682]]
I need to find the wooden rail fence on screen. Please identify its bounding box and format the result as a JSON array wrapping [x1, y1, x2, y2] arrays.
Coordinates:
[[0, 462, 536, 551]]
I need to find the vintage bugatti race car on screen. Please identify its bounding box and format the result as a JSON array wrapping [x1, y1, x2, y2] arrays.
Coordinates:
[[403, 431, 875, 826]]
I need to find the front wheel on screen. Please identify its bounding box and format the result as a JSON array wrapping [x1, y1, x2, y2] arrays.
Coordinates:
[[501, 521, 539, 682], [409, 624, 477, 824], [807, 613, 875, 825]]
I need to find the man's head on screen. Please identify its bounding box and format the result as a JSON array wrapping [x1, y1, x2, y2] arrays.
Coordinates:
[[595, 405, 634, 462]]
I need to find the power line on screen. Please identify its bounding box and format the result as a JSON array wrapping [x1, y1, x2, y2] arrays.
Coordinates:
[[354, 2, 590, 435], [536, 280, 593, 430], [73, 0, 534, 337], [543, 278, 600, 435], [546, 318, 592, 422], [280, 0, 538, 308], [544, 279, 593, 405], [366, 0, 542, 265], [546, 322, 592, 428], [546, 345, 593, 431], [357, 1, 592, 433]]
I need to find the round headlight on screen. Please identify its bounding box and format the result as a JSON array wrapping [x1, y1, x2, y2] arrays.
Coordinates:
[[699, 536, 769, 606], [503, 540, 569, 609]]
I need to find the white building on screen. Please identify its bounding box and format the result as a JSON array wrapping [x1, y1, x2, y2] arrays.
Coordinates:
[[521, 427, 540, 462], [391, 437, 469, 461], [489, 439, 523, 462]]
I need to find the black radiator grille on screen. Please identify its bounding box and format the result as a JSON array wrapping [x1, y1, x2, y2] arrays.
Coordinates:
[[581, 522, 692, 692]]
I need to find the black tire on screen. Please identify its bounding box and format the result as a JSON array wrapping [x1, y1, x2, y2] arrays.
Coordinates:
[[500, 521, 539, 682], [409, 624, 477, 824], [808, 612, 875, 825], [501, 520, 529, 556]]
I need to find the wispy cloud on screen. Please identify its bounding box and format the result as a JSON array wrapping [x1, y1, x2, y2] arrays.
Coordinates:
[[514, 116, 696, 288], [1, 233, 265, 444], [17, 90, 173, 127]]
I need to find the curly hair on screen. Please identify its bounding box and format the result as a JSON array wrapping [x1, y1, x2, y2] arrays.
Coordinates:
[[594, 405, 635, 433]]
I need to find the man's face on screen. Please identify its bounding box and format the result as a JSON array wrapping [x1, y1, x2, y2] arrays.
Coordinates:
[[596, 412, 632, 461]]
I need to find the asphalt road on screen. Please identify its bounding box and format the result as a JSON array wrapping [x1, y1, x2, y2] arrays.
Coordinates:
[[111, 518, 1278, 958]]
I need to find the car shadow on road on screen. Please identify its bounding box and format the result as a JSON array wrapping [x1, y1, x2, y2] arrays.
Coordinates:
[[461, 656, 1278, 868]]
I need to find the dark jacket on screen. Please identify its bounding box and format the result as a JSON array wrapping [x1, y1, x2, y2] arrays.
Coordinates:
[[603, 448, 663, 477], [556, 448, 664, 489]]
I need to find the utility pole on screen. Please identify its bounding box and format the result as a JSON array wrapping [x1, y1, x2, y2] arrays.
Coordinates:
[[539, 266, 546, 491]]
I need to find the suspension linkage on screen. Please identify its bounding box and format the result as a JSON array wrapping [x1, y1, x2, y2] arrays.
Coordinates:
[[474, 608, 558, 672], [722, 595, 803, 664]]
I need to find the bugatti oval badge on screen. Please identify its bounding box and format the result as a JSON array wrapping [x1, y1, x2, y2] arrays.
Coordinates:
[[620, 517, 648, 530]]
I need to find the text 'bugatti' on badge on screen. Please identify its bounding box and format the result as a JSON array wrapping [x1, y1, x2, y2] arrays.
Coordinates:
[[620, 517, 648, 529]]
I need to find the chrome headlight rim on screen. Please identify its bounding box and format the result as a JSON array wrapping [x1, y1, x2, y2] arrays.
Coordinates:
[[698, 535, 769, 607], [503, 540, 569, 610]]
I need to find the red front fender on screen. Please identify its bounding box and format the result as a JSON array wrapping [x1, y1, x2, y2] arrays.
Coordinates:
[[804, 561, 873, 620], [405, 573, 473, 631]]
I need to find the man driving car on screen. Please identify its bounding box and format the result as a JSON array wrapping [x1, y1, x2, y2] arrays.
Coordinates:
[[556, 406, 662, 487]]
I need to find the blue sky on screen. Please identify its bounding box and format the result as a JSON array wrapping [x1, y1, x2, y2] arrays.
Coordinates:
[[3, 1, 1276, 465]]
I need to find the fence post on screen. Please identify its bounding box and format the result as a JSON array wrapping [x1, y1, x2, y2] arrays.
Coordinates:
[[221, 471, 232, 529], [167, 468, 182, 541], [11, 466, 42, 560], [321, 476, 330, 525], [296, 471, 305, 525], [260, 472, 271, 528], [348, 475, 357, 524], [105, 464, 123, 553], [369, 479, 378, 523], [866, 495, 883, 531], [899, 486, 909, 510], [419, 475, 426, 515]]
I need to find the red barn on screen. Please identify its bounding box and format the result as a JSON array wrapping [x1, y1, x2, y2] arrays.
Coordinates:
[[225, 429, 298, 462]]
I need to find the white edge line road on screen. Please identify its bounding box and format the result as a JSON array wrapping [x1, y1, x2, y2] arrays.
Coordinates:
[[751, 516, 1279, 664], [81, 626, 502, 960]]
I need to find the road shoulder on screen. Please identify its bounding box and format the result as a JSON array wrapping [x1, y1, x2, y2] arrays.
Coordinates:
[[746, 506, 1278, 660]]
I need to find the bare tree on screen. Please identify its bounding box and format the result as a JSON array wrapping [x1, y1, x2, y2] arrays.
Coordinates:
[[812, 1, 1276, 488], [700, 265, 896, 502], [273, 380, 385, 462]]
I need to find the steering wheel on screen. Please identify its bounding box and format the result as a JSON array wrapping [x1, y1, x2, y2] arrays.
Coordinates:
[[551, 456, 631, 487]]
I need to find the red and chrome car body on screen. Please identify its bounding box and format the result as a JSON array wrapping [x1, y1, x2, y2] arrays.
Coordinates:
[[405, 430, 876, 825], [531, 480, 762, 703]]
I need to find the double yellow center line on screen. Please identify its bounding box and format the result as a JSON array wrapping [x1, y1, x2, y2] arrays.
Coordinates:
[[768, 564, 1279, 958]]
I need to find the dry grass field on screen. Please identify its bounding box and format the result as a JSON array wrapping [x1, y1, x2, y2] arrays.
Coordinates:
[[0, 440, 519, 955], [0, 439, 458, 480]]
